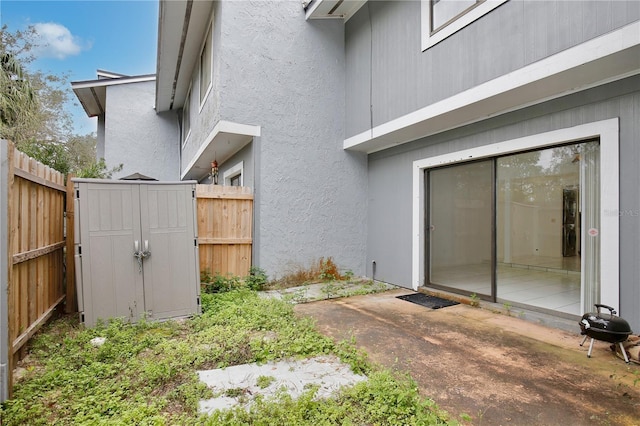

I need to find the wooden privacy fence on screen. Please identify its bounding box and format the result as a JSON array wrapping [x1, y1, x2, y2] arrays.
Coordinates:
[[196, 184, 253, 278], [0, 148, 253, 400], [1, 140, 69, 400]]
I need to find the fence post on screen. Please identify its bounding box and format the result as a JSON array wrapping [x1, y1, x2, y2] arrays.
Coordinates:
[[65, 175, 76, 313], [0, 139, 15, 402]]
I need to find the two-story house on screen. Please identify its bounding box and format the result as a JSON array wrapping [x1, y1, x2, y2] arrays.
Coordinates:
[[73, 0, 640, 331]]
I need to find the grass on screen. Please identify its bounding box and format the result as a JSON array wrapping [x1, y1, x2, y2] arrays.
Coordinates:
[[0, 289, 453, 425]]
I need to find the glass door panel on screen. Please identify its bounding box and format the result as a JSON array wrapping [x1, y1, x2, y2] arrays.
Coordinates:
[[428, 160, 493, 297], [495, 141, 599, 316]]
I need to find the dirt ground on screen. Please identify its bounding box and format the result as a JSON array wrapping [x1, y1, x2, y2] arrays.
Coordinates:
[[295, 288, 640, 426]]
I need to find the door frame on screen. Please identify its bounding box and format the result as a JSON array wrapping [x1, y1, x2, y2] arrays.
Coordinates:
[[412, 119, 619, 311]]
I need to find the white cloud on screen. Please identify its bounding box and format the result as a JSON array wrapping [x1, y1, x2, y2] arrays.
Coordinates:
[[33, 22, 91, 60]]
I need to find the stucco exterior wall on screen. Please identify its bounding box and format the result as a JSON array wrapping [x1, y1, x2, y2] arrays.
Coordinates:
[[212, 0, 368, 278], [180, 1, 223, 175], [366, 75, 640, 330], [96, 115, 105, 159], [345, 0, 640, 138], [104, 81, 180, 181]]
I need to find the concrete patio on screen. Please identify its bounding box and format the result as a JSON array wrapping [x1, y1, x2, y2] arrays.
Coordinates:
[[295, 288, 640, 425]]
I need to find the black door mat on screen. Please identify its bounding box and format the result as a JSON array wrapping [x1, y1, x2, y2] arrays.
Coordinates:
[[396, 293, 460, 309]]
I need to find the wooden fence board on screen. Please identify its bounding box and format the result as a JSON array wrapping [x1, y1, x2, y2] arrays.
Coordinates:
[[196, 185, 253, 278], [1, 141, 67, 399]]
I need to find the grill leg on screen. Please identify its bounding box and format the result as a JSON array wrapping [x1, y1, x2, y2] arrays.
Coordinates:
[[587, 338, 595, 358], [580, 335, 588, 346], [618, 342, 630, 364]]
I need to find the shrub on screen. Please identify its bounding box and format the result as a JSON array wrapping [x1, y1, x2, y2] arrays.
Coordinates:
[[201, 271, 242, 294], [245, 266, 268, 291]]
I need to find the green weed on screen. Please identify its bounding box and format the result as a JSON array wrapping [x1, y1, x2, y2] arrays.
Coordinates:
[[469, 293, 480, 307], [1, 289, 450, 425], [256, 375, 276, 389]]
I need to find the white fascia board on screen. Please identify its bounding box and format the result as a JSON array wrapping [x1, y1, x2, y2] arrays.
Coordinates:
[[181, 120, 261, 181], [71, 75, 156, 90], [346, 21, 640, 153], [411, 118, 619, 312]]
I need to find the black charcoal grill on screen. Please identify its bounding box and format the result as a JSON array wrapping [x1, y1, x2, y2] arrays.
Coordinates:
[[579, 304, 633, 363]]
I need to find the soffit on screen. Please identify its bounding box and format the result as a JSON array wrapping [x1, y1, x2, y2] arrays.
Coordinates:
[[71, 75, 156, 118], [156, 0, 213, 112], [181, 121, 261, 181], [305, 0, 367, 20]]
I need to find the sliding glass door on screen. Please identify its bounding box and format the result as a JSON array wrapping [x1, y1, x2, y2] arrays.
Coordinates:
[[428, 160, 493, 298], [427, 140, 600, 316]]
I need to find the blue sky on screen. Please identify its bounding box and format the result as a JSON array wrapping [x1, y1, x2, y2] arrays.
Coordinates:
[[0, 0, 159, 135]]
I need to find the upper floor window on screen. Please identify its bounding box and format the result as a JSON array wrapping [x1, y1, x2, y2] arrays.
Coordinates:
[[182, 87, 191, 146], [431, 0, 478, 32], [422, 0, 508, 50], [199, 24, 212, 106]]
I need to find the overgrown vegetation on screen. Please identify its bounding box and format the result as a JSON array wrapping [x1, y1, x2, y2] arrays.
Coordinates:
[[208, 369, 449, 425], [0, 289, 452, 425], [200, 266, 268, 293], [266, 257, 350, 290]]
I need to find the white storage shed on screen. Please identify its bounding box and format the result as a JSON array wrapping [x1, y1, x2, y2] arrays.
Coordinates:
[[73, 179, 201, 327]]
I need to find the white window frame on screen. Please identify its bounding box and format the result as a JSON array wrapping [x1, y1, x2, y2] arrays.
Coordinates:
[[182, 86, 192, 148], [199, 22, 213, 109], [223, 161, 244, 186], [412, 119, 620, 312], [421, 0, 509, 51]]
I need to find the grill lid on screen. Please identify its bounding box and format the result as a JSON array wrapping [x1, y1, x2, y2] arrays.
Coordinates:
[[580, 304, 632, 335]]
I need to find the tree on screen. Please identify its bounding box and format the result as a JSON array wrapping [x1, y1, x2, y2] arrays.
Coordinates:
[[0, 52, 37, 134], [0, 26, 37, 136], [0, 25, 120, 177]]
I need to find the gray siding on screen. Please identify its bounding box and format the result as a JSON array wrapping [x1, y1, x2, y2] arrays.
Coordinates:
[[105, 81, 179, 181], [345, 0, 640, 138], [366, 75, 640, 330]]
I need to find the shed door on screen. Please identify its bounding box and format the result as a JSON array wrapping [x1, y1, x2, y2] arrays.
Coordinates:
[[78, 182, 199, 327], [80, 183, 145, 326], [140, 184, 199, 320]]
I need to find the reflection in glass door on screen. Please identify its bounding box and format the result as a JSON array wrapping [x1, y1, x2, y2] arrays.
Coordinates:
[[426, 140, 599, 316], [428, 160, 493, 297], [495, 141, 599, 315]]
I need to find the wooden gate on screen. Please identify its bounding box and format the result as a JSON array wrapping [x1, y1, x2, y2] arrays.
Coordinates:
[[196, 185, 253, 277]]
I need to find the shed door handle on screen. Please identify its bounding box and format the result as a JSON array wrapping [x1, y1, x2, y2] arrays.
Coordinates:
[[133, 240, 151, 273]]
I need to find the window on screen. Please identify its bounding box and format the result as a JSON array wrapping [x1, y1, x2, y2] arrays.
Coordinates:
[[223, 161, 244, 187], [199, 24, 212, 106], [182, 88, 191, 146], [421, 0, 509, 50], [431, 0, 478, 32]]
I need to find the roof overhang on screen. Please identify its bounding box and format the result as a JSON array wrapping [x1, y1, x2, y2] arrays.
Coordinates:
[[305, 0, 367, 20], [71, 75, 156, 117], [181, 121, 261, 181], [345, 21, 640, 154], [156, 0, 213, 112]]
